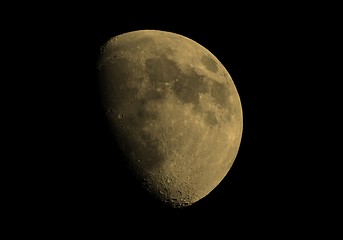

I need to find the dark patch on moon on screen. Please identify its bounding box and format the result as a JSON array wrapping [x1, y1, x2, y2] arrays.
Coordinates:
[[211, 80, 230, 108], [135, 37, 156, 48], [145, 56, 179, 85], [205, 111, 218, 126], [137, 131, 166, 170], [163, 47, 177, 56], [119, 37, 157, 53], [147, 88, 165, 101], [136, 100, 158, 121], [173, 68, 208, 108], [112, 97, 166, 171], [123, 99, 158, 131], [100, 57, 139, 102], [201, 55, 219, 73], [117, 111, 165, 171], [145, 56, 179, 101]]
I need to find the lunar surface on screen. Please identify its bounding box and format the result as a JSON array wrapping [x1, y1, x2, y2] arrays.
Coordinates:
[[97, 30, 243, 208]]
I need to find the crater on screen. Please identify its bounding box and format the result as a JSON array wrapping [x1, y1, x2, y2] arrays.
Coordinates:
[[201, 55, 218, 73]]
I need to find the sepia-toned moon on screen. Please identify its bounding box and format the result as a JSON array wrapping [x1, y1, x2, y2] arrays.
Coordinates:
[[97, 30, 243, 208]]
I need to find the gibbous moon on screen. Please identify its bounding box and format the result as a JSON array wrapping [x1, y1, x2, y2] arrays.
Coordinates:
[[97, 30, 243, 208]]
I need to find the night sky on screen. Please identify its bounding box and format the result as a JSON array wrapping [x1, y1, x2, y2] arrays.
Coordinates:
[[90, 10, 293, 220], [18, 4, 332, 234]]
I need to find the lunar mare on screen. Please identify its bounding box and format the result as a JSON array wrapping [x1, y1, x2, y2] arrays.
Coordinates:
[[97, 30, 243, 208]]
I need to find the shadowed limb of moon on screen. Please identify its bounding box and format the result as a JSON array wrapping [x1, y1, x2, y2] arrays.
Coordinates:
[[97, 30, 243, 208]]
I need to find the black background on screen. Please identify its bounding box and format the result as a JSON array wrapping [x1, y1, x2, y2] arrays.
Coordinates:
[[11, 3, 338, 236], [90, 9, 305, 228], [91, 13, 267, 211]]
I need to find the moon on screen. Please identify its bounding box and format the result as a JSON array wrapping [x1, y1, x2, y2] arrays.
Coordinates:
[[97, 30, 243, 208]]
